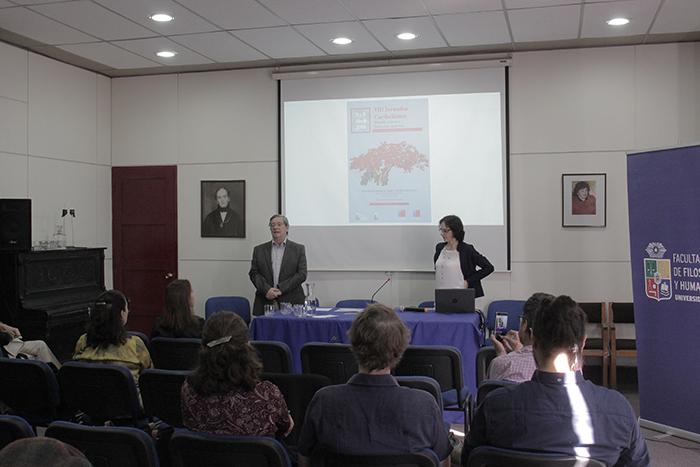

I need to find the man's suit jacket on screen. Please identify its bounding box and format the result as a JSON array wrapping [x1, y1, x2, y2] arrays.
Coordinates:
[[249, 239, 307, 315]]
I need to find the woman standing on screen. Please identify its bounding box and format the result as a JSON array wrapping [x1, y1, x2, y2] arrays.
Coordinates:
[[152, 279, 204, 339], [434, 215, 494, 298]]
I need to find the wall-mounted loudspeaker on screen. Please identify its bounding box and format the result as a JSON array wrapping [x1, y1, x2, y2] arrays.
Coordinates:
[[0, 199, 31, 252]]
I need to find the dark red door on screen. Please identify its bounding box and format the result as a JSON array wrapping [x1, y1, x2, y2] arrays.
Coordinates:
[[112, 166, 177, 334]]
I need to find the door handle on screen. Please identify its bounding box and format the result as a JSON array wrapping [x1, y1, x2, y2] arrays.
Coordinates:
[[165, 272, 174, 280]]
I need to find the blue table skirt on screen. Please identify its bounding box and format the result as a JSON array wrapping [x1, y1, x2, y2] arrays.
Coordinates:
[[249, 309, 483, 395]]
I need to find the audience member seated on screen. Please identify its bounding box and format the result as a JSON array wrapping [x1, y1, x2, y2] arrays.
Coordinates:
[[297, 303, 452, 467], [487, 293, 554, 382], [0, 321, 61, 369], [0, 437, 92, 467], [464, 295, 650, 467], [73, 289, 153, 383], [181, 311, 293, 437], [152, 279, 204, 339]]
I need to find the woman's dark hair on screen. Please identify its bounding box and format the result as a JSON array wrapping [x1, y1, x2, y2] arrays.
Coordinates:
[[188, 312, 261, 396], [86, 289, 128, 349], [439, 214, 465, 243], [522, 292, 555, 329], [572, 181, 590, 196], [348, 303, 410, 371], [161, 279, 197, 334], [532, 295, 587, 366]]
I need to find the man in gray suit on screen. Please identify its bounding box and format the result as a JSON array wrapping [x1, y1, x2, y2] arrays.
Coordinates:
[[249, 214, 307, 316]]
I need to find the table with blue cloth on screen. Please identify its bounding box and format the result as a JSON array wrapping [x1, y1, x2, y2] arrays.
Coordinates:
[[249, 309, 483, 395]]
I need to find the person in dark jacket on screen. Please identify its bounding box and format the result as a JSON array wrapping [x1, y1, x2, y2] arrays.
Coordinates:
[[434, 214, 494, 298], [152, 279, 204, 339]]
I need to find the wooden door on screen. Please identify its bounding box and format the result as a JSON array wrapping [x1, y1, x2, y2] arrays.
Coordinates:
[[112, 166, 177, 334]]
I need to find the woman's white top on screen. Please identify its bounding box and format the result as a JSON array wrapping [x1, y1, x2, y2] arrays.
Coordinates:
[[435, 248, 465, 289]]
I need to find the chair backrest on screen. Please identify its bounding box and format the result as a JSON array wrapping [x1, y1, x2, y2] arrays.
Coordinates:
[[169, 430, 291, 467], [334, 299, 374, 308], [578, 302, 607, 349], [205, 296, 251, 323], [150, 337, 201, 370], [252, 341, 293, 374], [418, 301, 435, 308], [485, 300, 526, 333], [476, 379, 517, 407], [0, 358, 60, 425], [312, 448, 440, 467], [300, 343, 358, 384], [0, 415, 35, 450], [394, 376, 444, 411], [58, 361, 142, 424], [393, 345, 463, 396], [46, 421, 159, 467], [466, 445, 606, 467], [140, 369, 190, 427], [475, 346, 498, 387], [609, 302, 634, 324], [261, 372, 332, 446], [128, 331, 151, 350]]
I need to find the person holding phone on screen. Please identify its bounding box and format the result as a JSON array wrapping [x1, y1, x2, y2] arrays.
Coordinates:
[[488, 293, 554, 382], [434, 215, 494, 297]]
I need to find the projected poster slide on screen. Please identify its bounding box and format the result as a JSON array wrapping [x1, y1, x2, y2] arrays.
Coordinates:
[[347, 98, 431, 223]]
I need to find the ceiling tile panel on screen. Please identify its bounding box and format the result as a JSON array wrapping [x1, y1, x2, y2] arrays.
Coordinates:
[[175, 0, 285, 30], [505, 0, 581, 8], [0, 7, 96, 44], [508, 5, 581, 42], [423, 0, 503, 14], [363, 16, 448, 50], [434, 11, 511, 46], [171, 31, 268, 62], [582, 0, 660, 38], [295, 21, 385, 54], [257, 0, 354, 24], [29, 0, 157, 41], [651, 0, 700, 34], [10, 0, 67, 4], [59, 42, 161, 69], [341, 0, 427, 19], [0, 1, 15, 8], [233, 26, 325, 58], [94, 0, 219, 35], [113, 37, 215, 65]]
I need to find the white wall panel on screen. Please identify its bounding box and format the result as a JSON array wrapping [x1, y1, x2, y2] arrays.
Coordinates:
[[95, 165, 112, 258], [510, 151, 629, 263], [28, 53, 97, 162], [0, 152, 28, 197], [0, 97, 27, 155], [97, 74, 111, 165], [177, 69, 277, 164], [105, 258, 113, 289], [111, 75, 178, 166], [510, 47, 635, 154], [0, 42, 27, 101], [28, 156, 98, 246], [177, 161, 278, 261]]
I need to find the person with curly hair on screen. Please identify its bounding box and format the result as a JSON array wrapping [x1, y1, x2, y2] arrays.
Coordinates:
[[181, 311, 293, 437]]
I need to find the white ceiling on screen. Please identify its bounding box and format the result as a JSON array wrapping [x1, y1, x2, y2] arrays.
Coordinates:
[[0, 0, 698, 76]]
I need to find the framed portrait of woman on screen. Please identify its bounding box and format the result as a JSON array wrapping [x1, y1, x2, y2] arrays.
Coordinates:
[[562, 173, 606, 227]]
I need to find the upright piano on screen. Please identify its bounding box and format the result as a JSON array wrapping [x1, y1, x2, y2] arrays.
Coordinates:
[[0, 247, 105, 361]]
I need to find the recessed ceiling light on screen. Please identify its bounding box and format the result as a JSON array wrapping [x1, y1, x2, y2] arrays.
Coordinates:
[[396, 32, 417, 40], [149, 13, 174, 22], [331, 37, 352, 45], [606, 17, 630, 26], [156, 50, 177, 58]]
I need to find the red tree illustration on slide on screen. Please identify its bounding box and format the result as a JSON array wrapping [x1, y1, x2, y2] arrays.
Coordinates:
[[349, 141, 428, 186]]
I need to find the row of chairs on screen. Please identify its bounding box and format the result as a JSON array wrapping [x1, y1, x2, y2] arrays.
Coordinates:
[[484, 300, 637, 388], [0, 414, 607, 467]]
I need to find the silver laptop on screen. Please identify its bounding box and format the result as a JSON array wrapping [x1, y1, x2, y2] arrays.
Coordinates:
[[435, 288, 476, 313]]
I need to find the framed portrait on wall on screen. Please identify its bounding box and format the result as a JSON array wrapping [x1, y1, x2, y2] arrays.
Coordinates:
[[562, 173, 606, 227], [201, 180, 246, 238]]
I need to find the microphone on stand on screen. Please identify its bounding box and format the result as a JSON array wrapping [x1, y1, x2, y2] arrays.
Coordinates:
[[370, 276, 391, 303]]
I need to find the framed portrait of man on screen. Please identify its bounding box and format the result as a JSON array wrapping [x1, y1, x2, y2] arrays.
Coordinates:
[[201, 180, 245, 238], [562, 173, 606, 227]]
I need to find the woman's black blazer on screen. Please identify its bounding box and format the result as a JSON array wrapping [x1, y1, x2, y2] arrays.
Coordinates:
[[434, 242, 494, 298]]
